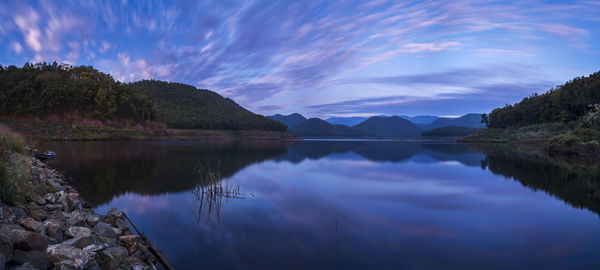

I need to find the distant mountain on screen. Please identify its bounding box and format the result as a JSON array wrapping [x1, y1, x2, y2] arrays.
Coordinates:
[[129, 80, 286, 130], [423, 113, 485, 130], [289, 118, 368, 137], [353, 116, 423, 137], [325, 116, 368, 126], [268, 113, 307, 128], [399, 115, 440, 125], [421, 126, 482, 137]]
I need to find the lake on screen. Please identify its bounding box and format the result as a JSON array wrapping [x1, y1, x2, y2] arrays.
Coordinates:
[[38, 140, 600, 269]]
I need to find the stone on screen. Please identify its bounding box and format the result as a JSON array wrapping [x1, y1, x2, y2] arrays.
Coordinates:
[[10, 207, 27, 219], [65, 211, 86, 227], [8, 230, 49, 251], [114, 218, 129, 231], [85, 215, 100, 226], [102, 246, 128, 259], [0, 252, 5, 269], [13, 250, 51, 270], [0, 224, 24, 236], [0, 207, 16, 222], [64, 227, 91, 239], [44, 204, 63, 211], [47, 211, 67, 221], [93, 222, 118, 238], [60, 236, 99, 249], [46, 244, 92, 269], [26, 202, 47, 221], [118, 235, 142, 247], [106, 208, 123, 218], [26, 193, 46, 206], [43, 220, 65, 242], [17, 218, 45, 233], [9, 262, 38, 270], [0, 231, 14, 262], [43, 193, 57, 204]]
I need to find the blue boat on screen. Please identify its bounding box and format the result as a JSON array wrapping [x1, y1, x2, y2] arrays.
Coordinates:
[[34, 151, 56, 160]]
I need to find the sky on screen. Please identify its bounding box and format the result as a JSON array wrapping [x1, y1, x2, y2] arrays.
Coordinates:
[[1, 0, 599, 118]]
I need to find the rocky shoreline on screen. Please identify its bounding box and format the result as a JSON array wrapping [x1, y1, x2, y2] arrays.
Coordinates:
[[0, 153, 169, 269]]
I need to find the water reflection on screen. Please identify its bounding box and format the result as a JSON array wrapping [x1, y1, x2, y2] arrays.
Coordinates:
[[38, 140, 600, 269]]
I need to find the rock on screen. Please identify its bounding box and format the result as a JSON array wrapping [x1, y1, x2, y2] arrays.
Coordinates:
[[65, 227, 91, 239], [26, 202, 47, 221], [43, 193, 57, 204], [60, 236, 99, 249], [93, 222, 118, 238], [17, 218, 45, 233], [8, 230, 49, 251], [10, 207, 27, 219], [115, 218, 129, 231], [118, 235, 142, 247], [43, 220, 65, 242], [102, 245, 128, 259], [0, 224, 24, 236], [65, 211, 86, 227], [26, 193, 46, 206], [0, 207, 16, 222], [106, 208, 123, 218], [85, 215, 100, 226], [9, 262, 38, 270], [56, 192, 70, 212], [0, 231, 14, 262], [67, 193, 83, 211], [13, 250, 51, 270], [44, 204, 63, 211], [97, 236, 117, 247], [0, 252, 5, 269], [46, 244, 92, 269], [47, 211, 67, 221]]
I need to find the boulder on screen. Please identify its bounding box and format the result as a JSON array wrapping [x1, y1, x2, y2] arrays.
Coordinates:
[[8, 230, 49, 251], [26, 202, 47, 221], [26, 193, 46, 206], [17, 218, 45, 233], [0, 231, 14, 262], [13, 249, 51, 270], [0, 252, 5, 269], [0, 224, 24, 236], [60, 236, 99, 249], [93, 222, 118, 238], [118, 235, 142, 247], [43, 220, 65, 242], [0, 207, 16, 222], [44, 204, 63, 211], [106, 208, 123, 218], [102, 246, 128, 260], [64, 227, 91, 239], [65, 212, 86, 227], [114, 219, 129, 231], [85, 215, 100, 226], [43, 193, 57, 204], [10, 207, 28, 220], [9, 262, 38, 270], [46, 244, 93, 269]]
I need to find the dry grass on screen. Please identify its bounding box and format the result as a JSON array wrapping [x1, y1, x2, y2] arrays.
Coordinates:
[[0, 124, 30, 204]]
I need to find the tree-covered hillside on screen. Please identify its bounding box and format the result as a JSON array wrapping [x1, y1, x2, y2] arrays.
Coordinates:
[[289, 118, 368, 137], [488, 71, 600, 128], [129, 80, 285, 131], [354, 116, 423, 137], [268, 113, 307, 128], [0, 62, 154, 120]]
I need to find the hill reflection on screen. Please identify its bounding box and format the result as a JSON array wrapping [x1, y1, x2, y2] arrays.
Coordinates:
[[40, 140, 600, 214]]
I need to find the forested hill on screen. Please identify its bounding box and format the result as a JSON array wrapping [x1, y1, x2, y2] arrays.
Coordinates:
[[488, 71, 600, 128], [129, 80, 285, 130], [0, 62, 154, 120]]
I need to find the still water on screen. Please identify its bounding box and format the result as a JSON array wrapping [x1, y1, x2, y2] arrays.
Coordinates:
[[39, 140, 600, 269]]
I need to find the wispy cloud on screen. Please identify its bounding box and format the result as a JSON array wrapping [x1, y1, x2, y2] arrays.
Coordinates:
[[0, 0, 599, 116]]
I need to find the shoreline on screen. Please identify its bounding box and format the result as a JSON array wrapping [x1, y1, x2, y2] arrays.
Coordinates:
[[1, 151, 172, 269]]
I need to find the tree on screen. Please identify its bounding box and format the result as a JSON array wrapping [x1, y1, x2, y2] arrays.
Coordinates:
[[481, 113, 489, 127]]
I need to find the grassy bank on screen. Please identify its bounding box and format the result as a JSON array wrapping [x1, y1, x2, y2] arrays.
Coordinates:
[[460, 120, 600, 160], [0, 116, 295, 141], [0, 124, 30, 204]]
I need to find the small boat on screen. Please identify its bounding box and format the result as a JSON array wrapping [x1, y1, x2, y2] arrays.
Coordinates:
[[34, 151, 56, 160]]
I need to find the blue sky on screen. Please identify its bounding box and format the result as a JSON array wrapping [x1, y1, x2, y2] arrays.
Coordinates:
[[1, 0, 599, 118]]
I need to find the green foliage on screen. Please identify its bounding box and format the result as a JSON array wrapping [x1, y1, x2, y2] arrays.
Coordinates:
[[354, 116, 423, 137], [0, 62, 155, 121], [421, 126, 481, 137], [129, 80, 286, 131], [0, 125, 29, 203], [488, 71, 600, 128]]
